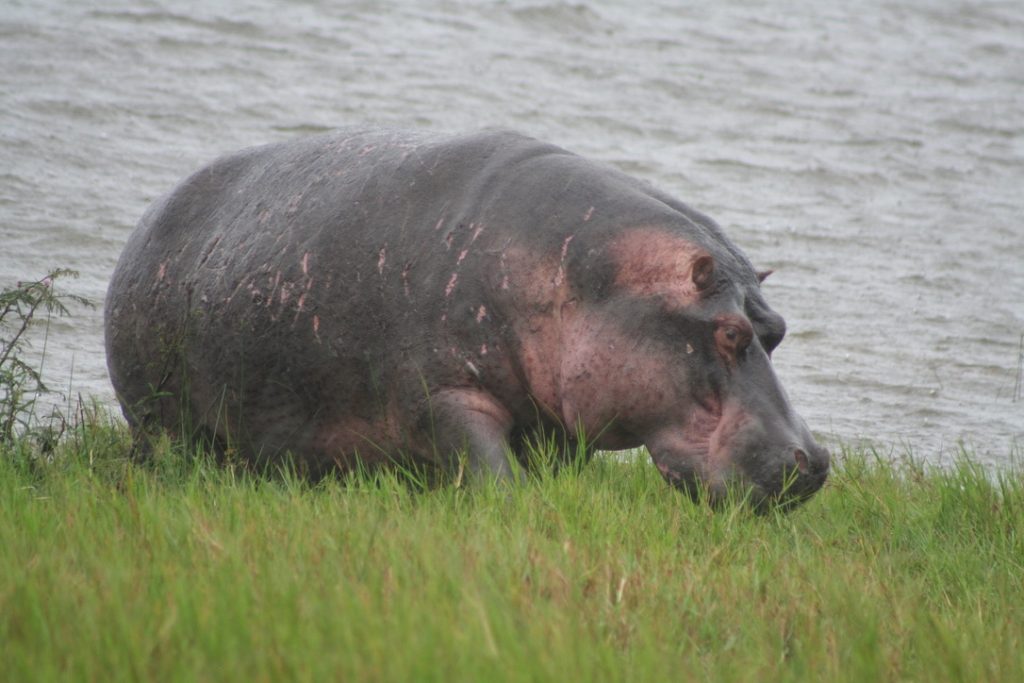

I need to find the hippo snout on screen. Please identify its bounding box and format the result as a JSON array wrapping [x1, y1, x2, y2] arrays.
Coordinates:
[[794, 443, 830, 479], [722, 440, 829, 510], [780, 441, 830, 505]]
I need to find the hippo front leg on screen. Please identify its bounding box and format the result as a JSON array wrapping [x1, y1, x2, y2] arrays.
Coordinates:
[[427, 388, 518, 481]]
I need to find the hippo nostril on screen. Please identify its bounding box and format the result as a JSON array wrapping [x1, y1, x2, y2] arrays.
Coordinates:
[[794, 448, 809, 475]]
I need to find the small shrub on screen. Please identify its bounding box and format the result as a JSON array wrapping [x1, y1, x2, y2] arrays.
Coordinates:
[[0, 269, 91, 444]]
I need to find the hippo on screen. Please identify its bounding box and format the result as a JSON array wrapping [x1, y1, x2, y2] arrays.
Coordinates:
[[105, 128, 829, 506]]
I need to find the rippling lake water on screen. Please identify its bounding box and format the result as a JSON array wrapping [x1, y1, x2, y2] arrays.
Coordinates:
[[2, 1, 1021, 464]]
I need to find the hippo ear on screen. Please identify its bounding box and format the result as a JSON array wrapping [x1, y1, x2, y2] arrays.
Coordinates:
[[691, 254, 715, 291], [757, 269, 774, 283]]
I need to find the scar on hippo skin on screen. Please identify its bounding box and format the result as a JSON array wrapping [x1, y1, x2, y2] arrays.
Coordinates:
[[609, 228, 716, 308], [552, 234, 574, 288], [401, 262, 413, 298]]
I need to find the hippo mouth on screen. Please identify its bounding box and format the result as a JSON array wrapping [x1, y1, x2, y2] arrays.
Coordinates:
[[648, 402, 828, 511], [655, 456, 825, 512], [648, 403, 729, 501]]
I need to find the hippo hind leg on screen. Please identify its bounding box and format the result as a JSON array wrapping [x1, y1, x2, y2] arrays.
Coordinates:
[[425, 388, 518, 482]]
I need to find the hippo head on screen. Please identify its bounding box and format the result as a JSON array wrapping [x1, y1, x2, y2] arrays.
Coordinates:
[[560, 227, 829, 509]]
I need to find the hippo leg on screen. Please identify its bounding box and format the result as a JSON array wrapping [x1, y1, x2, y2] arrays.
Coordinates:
[[428, 388, 517, 480]]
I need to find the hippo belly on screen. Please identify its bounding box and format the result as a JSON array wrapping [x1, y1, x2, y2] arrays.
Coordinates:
[[105, 128, 829, 504]]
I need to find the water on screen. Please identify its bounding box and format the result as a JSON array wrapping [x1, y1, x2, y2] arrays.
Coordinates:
[[2, 0, 1021, 464]]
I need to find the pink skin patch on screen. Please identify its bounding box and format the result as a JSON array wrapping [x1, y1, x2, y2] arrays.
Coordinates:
[[157, 261, 167, 281], [302, 252, 310, 276], [608, 228, 709, 309], [471, 223, 485, 242], [559, 311, 664, 448], [476, 305, 487, 322], [445, 273, 458, 297], [456, 249, 469, 266], [498, 244, 575, 418], [378, 246, 387, 276], [583, 206, 595, 222], [480, 343, 488, 356]]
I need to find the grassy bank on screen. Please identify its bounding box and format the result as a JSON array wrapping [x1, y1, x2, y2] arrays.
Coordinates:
[[2, 420, 1022, 682]]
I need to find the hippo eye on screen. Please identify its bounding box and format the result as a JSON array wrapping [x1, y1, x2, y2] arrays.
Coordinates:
[[713, 315, 754, 364], [723, 325, 751, 354]]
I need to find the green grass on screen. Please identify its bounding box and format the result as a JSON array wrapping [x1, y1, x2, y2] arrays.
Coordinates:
[[2, 419, 1022, 682]]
